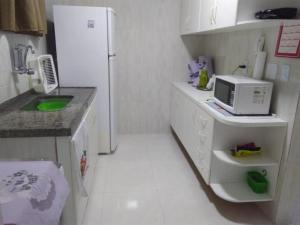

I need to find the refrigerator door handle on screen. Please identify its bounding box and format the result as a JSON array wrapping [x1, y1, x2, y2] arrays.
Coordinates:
[[107, 8, 116, 56]]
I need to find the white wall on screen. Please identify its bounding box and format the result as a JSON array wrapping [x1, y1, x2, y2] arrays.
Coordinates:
[[45, 0, 202, 134], [280, 95, 300, 225], [0, 32, 46, 104], [201, 27, 300, 224]]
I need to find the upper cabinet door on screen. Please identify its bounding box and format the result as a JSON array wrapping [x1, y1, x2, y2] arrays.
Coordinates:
[[181, 0, 299, 35], [214, 0, 239, 29], [180, 0, 202, 35], [201, 0, 239, 31], [200, 0, 217, 31]]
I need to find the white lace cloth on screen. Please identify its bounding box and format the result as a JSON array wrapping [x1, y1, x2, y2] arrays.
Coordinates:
[[0, 161, 69, 225]]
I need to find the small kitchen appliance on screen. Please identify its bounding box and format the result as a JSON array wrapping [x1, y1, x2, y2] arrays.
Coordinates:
[[214, 75, 273, 115]]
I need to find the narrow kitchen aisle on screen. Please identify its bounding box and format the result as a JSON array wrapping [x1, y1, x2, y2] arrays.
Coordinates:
[[84, 134, 273, 225]]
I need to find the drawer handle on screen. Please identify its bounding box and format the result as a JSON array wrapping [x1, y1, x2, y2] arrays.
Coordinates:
[[198, 133, 207, 144], [200, 119, 208, 129]]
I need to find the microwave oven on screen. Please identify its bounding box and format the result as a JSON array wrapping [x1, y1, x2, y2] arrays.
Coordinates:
[[214, 75, 273, 115]]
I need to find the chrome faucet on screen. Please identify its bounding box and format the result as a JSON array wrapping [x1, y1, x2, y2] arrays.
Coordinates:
[[12, 44, 36, 75]]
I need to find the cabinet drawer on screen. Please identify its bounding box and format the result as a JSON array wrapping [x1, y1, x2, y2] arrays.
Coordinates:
[[171, 84, 214, 184], [196, 132, 213, 163], [194, 107, 214, 134], [195, 151, 210, 183]]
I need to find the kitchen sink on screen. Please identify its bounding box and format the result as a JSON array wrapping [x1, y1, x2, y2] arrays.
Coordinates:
[[21, 96, 74, 112]]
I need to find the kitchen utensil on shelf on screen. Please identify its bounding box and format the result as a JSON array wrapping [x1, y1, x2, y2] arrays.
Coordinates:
[[247, 170, 268, 194], [231, 142, 262, 157]]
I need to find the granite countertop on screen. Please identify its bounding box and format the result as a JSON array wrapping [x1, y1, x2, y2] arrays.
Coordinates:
[[0, 87, 96, 138]]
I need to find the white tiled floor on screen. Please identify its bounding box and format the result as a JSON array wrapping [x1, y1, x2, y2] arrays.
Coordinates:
[[84, 134, 273, 225]]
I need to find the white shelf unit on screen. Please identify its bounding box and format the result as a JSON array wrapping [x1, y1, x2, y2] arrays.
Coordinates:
[[213, 150, 278, 167], [210, 182, 273, 203], [210, 121, 285, 203], [211, 150, 280, 203], [180, 0, 300, 35], [171, 82, 287, 203], [201, 101, 287, 128], [195, 19, 300, 35]]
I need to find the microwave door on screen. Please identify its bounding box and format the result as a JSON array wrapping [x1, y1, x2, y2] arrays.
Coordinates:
[[214, 79, 235, 114], [215, 79, 235, 106]]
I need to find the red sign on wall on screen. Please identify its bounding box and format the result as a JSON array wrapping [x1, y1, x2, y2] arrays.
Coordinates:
[[275, 22, 300, 58]]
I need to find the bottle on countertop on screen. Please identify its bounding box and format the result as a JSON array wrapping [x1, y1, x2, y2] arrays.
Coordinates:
[[80, 150, 87, 177], [198, 69, 209, 89]]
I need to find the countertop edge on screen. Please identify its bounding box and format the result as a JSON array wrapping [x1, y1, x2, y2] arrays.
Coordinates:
[[0, 87, 97, 138], [172, 82, 288, 128]]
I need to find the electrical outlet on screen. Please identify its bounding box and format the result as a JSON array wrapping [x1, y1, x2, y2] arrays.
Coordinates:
[[279, 64, 291, 82], [265, 63, 278, 80]]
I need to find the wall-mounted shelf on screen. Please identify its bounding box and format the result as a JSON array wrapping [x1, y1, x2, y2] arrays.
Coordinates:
[[173, 82, 288, 128], [211, 148, 280, 203], [190, 19, 300, 35], [201, 101, 287, 128], [180, 0, 300, 36], [210, 182, 273, 203], [213, 150, 278, 167]]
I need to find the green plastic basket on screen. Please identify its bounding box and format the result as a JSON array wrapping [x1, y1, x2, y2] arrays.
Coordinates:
[[247, 171, 268, 194]]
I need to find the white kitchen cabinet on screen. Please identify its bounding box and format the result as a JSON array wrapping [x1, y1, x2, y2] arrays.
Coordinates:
[[214, 0, 239, 29], [171, 84, 213, 184], [181, 0, 239, 33], [180, 0, 300, 35], [180, 0, 202, 35], [171, 82, 287, 203], [0, 96, 99, 225], [57, 96, 98, 225], [199, 0, 215, 32]]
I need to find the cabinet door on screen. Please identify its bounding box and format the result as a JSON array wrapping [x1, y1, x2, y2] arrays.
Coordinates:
[[171, 87, 185, 142], [201, 0, 238, 31], [193, 107, 214, 184], [214, 0, 239, 29], [170, 85, 214, 184], [200, 0, 216, 31], [176, 92, 187, 142], [183, 97, 198, 161], [74, 98, 98, 225], [171, 87, 178, 131], [171, 87, 180, 134], [180, 0, 202, 34], [86, 97, 98, 181]]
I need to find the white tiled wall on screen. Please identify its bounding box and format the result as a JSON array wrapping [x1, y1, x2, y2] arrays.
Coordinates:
[[201, 27, 300, 224], [46, 0, 203, 134], [0, 31, 46, 104], [278, 95, 300, 225]]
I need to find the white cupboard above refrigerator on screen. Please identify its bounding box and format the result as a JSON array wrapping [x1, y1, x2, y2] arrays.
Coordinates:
[[180, 0, 300, 35]]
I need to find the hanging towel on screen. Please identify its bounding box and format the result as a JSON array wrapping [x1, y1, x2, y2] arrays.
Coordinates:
[[71, 118, 89, 197], [0, 0, 47, 36]]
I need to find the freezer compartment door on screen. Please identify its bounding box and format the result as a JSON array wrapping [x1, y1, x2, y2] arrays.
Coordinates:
[[107, 8, 116, 56], [54, 5, 109, 87], [109, 56, 119, 151]]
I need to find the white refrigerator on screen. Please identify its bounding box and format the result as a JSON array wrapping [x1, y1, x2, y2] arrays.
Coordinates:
[[54, 5, 118, 154]]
